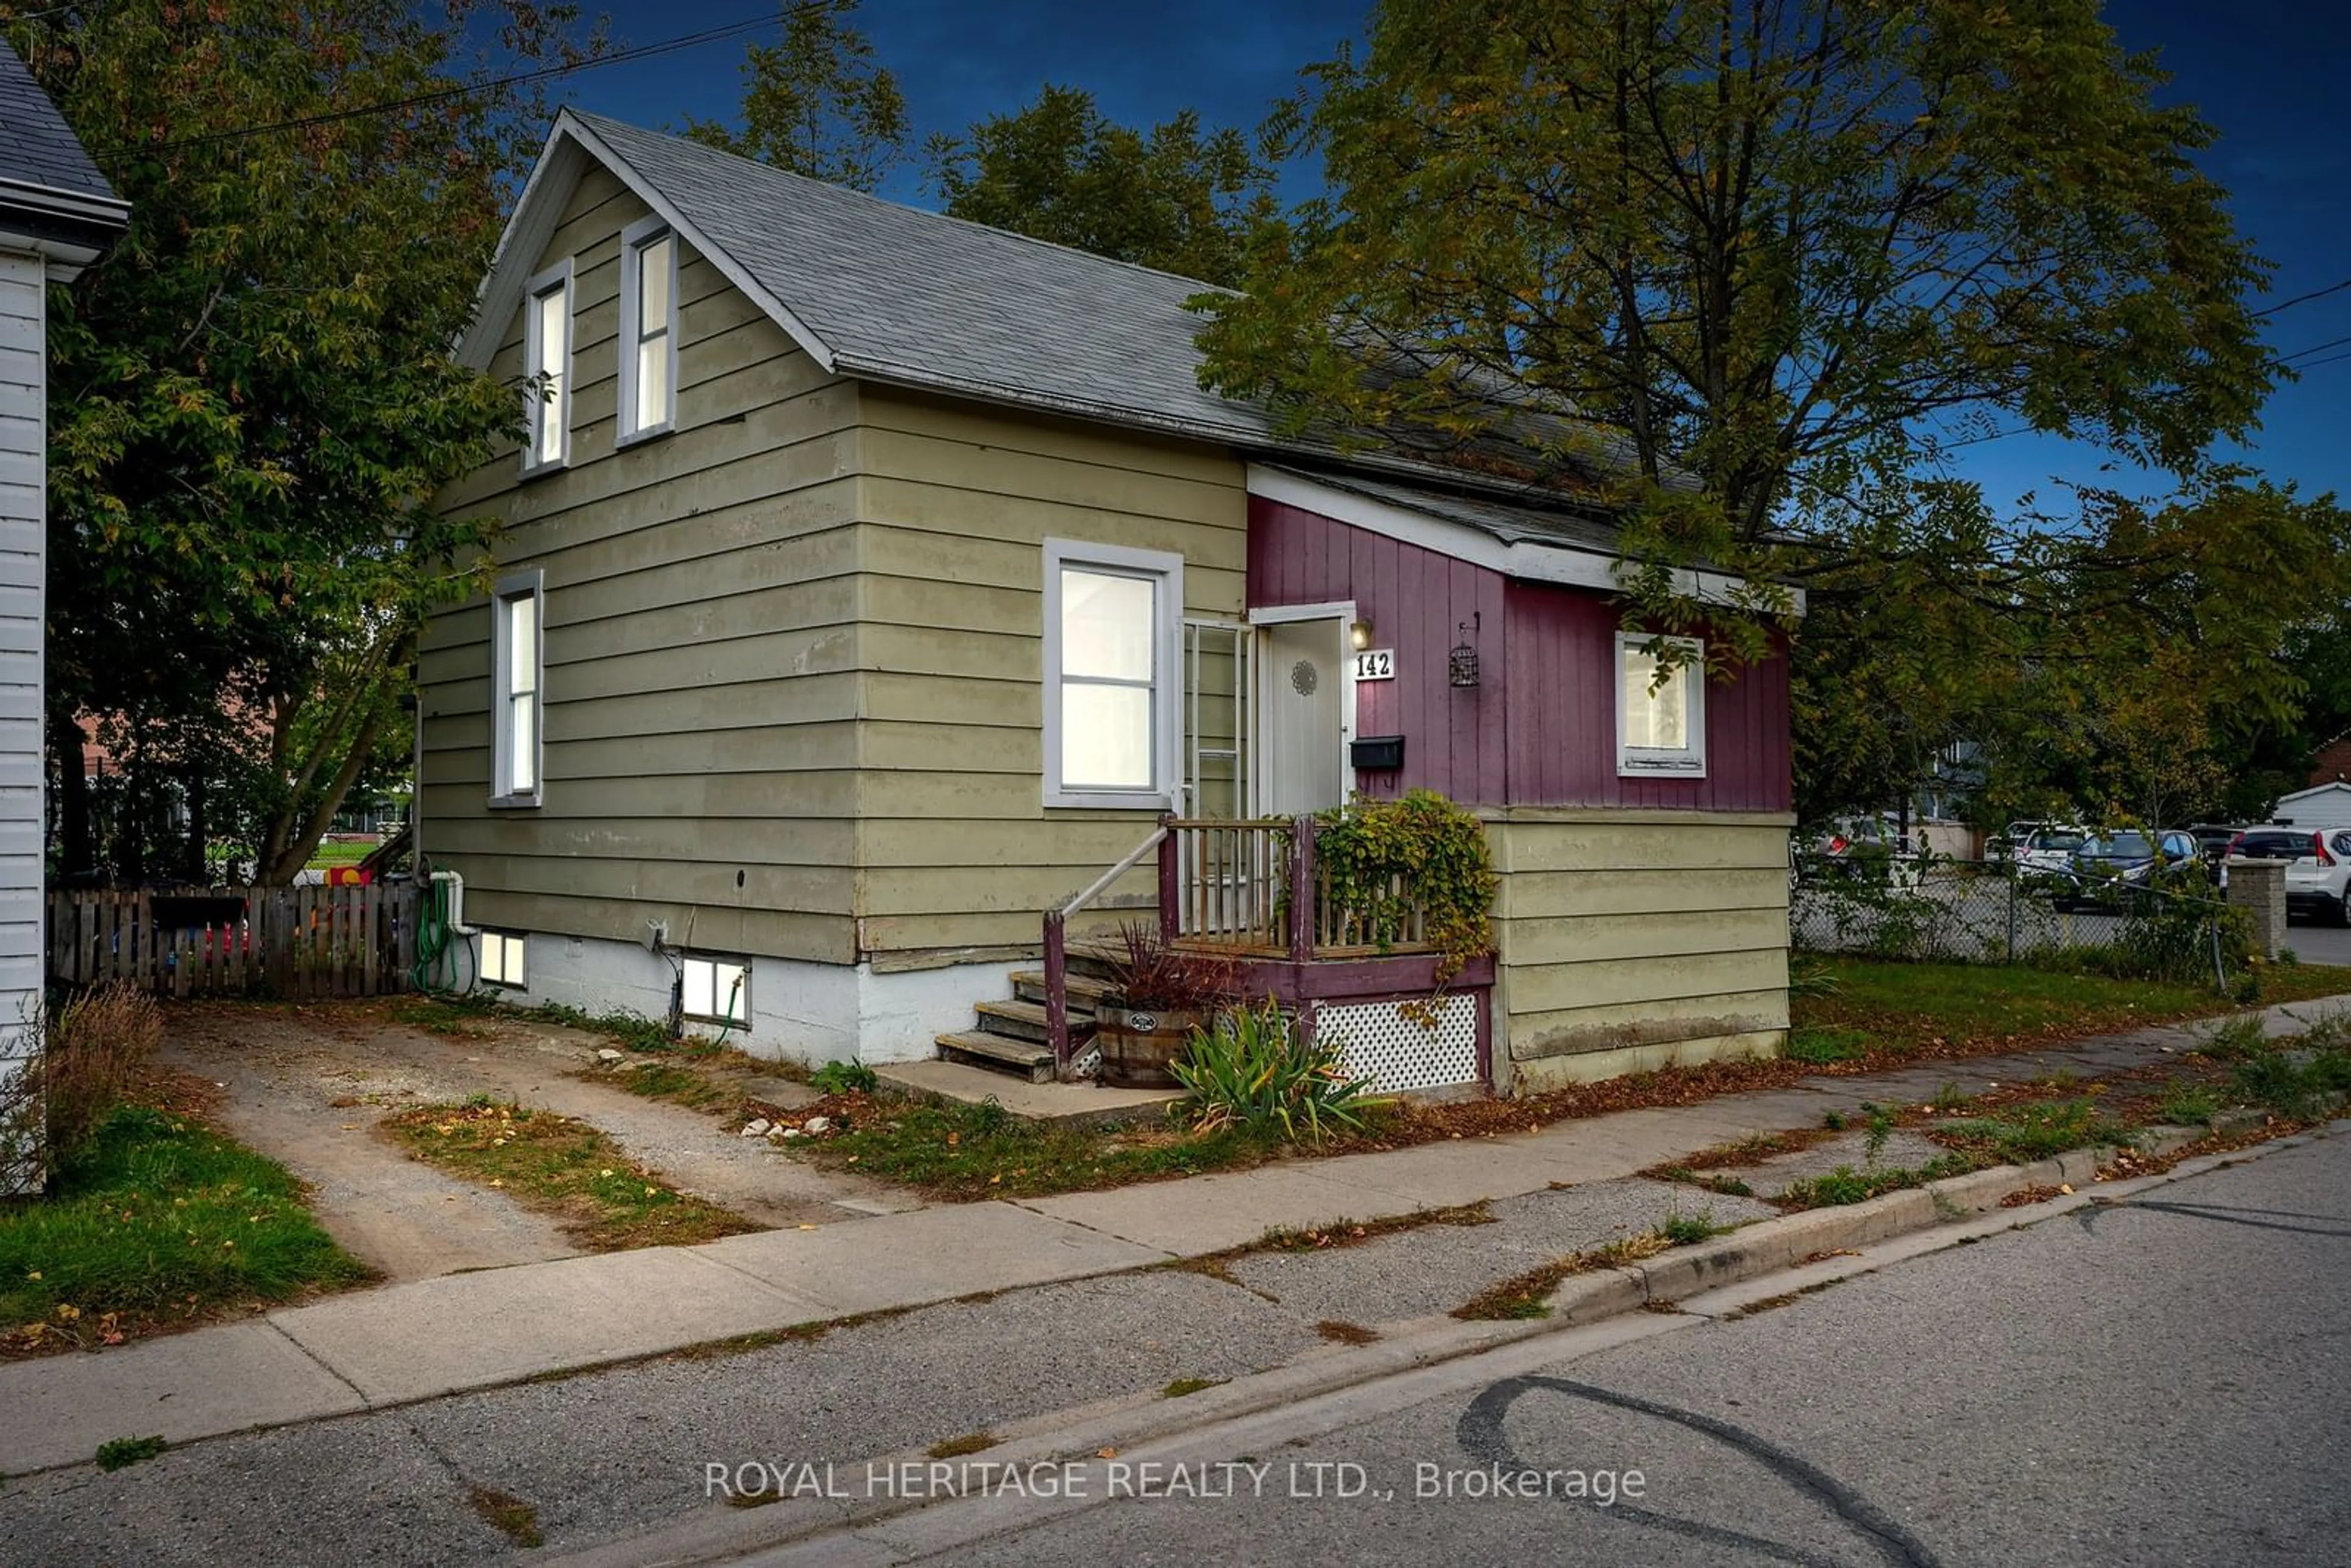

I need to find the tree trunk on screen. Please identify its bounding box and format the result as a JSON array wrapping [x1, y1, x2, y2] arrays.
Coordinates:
[[183, 771, 208, 886], [47, 710, 90, 883]]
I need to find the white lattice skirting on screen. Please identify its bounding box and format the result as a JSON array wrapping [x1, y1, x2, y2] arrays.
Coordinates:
[[1316, 994, 1481, 1093]]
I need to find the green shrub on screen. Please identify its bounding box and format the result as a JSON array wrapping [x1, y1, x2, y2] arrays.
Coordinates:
[[1171, 999, 1387, 1142], [810, 1060, 879, 1096]]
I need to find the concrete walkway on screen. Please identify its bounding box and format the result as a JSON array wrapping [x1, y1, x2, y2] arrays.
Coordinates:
[[6, 991, 2344, 1477]]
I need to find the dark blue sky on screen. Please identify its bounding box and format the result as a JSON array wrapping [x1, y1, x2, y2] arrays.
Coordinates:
[[558, 1, 2351, 508]]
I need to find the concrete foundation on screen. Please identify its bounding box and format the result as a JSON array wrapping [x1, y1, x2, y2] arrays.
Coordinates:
[[475, 930, 1008, 1067]]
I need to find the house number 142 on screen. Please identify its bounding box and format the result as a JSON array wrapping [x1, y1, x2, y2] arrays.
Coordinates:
[[1352, 649, 1396, 681]]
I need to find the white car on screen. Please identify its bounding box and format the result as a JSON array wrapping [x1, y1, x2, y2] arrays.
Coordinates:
[[2014, 827, 2088, 877], [2227, 826, 2351, 923]]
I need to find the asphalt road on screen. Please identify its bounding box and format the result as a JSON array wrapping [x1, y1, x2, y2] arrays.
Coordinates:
[[877, 1134, 2351, 1567]]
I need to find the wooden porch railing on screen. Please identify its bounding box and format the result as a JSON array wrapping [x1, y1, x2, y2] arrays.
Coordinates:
[[1044, 815, 1442, 1076]]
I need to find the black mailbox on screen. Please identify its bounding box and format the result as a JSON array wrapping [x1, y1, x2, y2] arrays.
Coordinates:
[[1349, 735, 1405, 771]]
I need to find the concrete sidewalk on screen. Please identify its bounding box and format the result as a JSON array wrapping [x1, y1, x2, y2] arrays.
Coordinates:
[[6, 992, 2343, 1477]]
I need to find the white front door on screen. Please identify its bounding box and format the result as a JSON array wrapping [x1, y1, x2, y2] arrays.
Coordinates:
[[1256, 616, 1348, 816]]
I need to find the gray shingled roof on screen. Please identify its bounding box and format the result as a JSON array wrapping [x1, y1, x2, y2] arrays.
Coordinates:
[[574, 111, 1275, 447], [1265, 465, 1629, 557], [0, 39, 120, 208], [569, 113, 1673, 506]]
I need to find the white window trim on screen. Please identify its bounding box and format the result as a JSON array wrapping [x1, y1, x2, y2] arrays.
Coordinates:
[[615, 216, 679, 446], [521, 258, 573, 476], [1616, 631, 1708, 779], [478, 930, 528, 990], [681, 953, 751, 1027], [1043, 538, 1183, 811], [490, 569, 545, 808]]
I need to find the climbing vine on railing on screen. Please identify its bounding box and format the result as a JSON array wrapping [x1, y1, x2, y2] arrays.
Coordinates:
[[1311, 789, 1497, 990]]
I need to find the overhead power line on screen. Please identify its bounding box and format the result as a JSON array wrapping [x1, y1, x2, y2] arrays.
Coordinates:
[[2259, 276, 2351, 318], [2277, 331, 2351, 366]]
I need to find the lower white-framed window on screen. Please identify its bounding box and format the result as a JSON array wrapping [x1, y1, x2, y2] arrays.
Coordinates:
[[1042, 538, 1183, 809], [490, 569, 544, 807], [478, 930, 527, 989], [1617, 631, 1707, 778], [681, 954, 750, 1026]]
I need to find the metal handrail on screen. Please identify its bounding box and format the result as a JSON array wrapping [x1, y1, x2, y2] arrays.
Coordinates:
[[1043, 819, 1171, 1076]]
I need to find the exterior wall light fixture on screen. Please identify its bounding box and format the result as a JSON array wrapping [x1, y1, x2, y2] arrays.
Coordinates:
[[1449, 615, 1482, 688], [1349, 617, 1374, 651]]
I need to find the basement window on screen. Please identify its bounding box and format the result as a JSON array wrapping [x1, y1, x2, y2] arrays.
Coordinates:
[[682, 955, 750, 1027], [1617, 632, 1707, 778], [522, 260, 572, 474], [478, 931, 527, 989], [617, 217, 678, 443]]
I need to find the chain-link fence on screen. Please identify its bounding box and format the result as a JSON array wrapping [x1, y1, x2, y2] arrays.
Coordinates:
[[1791, 852, 2250, 992]]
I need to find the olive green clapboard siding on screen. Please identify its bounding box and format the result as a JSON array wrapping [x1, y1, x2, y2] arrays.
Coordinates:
[[849, 386, 1248, 950], [1485, 810, 1794, 1085], [420, 168, 863, 963]]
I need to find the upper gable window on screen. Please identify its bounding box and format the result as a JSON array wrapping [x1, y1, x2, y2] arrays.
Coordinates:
[[618, 217, 678, 444], [522, 261, 572, 474], [1617, 632, 1707, 778]]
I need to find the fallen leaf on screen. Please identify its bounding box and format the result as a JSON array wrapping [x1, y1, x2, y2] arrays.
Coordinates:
[[2058, 1183, 2074, 1195], [1097, 1449, 1117, 1460]]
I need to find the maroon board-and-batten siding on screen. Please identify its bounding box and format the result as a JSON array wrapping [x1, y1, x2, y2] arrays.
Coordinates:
[[1246, 495, 1791, 813]]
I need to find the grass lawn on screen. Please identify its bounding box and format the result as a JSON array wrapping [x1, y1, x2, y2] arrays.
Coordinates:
[[302, 839, 377, 869], [381, 1100, 762, 1250], [0, 1106, 370, 1356], [1789, 955, 2351, 1062], [795, 1092, 1277, 1201]]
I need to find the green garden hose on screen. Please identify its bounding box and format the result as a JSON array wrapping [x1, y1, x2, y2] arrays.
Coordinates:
[[410, 876, 470, 994]]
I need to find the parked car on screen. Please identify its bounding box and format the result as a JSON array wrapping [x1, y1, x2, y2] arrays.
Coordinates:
[[2222, 826, 2351, 924], [2059, 830, 2201, 910], [2013, 826, 2089, 878], [1994, 819, 2072, 861], [1796, 816, 1921, 888]]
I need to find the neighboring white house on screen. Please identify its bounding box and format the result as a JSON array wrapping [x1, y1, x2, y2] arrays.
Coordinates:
[[0, 42, 129, 1188], [2273, 782, 2351, 833]]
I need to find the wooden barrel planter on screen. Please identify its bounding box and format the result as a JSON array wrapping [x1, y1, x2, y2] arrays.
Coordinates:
[[1093, 1003, 1206, 1089]]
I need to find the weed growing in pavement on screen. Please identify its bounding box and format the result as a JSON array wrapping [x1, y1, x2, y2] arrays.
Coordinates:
[[1316, 1319, 1380, 1345], [926, 1432, 998, 1459], [1779, 1156, 1976, 1209], [2192, 1014, 2268, 1062], [1823, 1109, 1847, 1131], [2229, 1047, 2351, 1120], [1932, 1081, 1970, 1113], [1931, 1099, 2134, 1165], [2157, 1082, 2222, 1127], [1861, 1102, 1896, 1163], [94, 1435, 167, 1471], [467, 1486, 542, 1548], [1162, 1377, 1228, 1398], [1658, 1211, 1730, 1245]]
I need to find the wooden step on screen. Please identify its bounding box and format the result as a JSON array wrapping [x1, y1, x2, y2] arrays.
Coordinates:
[[973, 997, 1060, 1045], [1063, 940, 1128, 982], [935, 1029, 1056, 1084], [1010, 970, 1115, 1010]]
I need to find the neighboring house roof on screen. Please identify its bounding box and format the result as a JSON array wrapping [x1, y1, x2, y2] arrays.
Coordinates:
[[2277, 781, 2351, 806], [464, 113, 1670, 506], [0, 39, 129, 264]]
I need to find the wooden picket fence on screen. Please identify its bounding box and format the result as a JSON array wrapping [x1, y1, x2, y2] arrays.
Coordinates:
[[46, 884, 421, 1000]]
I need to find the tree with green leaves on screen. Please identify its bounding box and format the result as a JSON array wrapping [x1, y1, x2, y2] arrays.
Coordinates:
[[924, 85, 1275, 285], [686, 0, 906, 191], [1193, 0, 2315, 822], [12, 0, 591, 882]]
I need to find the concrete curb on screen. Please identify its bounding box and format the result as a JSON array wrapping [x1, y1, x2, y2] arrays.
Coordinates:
[[548, 1116, 2344, 1568]]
